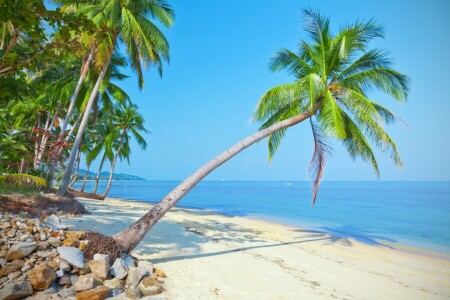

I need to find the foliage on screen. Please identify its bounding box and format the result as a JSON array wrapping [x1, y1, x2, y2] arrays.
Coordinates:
[[253, 8, 409, 204]]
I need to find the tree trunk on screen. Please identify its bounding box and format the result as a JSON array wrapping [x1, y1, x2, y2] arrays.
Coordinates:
[[35, 105, 61, 170], [69, 149, 81, 188], [93, 152, 107, 194], [100, 131, 126, 199], [80, 162, 90, 192], [34, 113, 51, 169], [58, 57, 111, 195], [48, 53, 92, 185], [113, 111, 311, 252]]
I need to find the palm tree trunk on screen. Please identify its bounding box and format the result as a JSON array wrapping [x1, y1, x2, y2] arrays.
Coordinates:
[[100, 131, 126, 199], [113, 111, 311, 252], [35, 105, 61, 170], [58, 57, 111, 195], [93, 152, 106, 194], [48, 53, 92, 185], [69, 149, 81, 189], [80, 162, 90, 192]]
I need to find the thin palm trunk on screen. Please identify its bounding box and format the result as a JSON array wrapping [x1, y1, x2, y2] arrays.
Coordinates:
[[93, 152, 106, 194], [58, 57, 111, 195], [80, 162, 90, 192], [113, 111, 311, 252], [35, 105, 61, 170], [69, 149, 81, 188], [34, 113, 50, 169], [100, 131, 126, 199]]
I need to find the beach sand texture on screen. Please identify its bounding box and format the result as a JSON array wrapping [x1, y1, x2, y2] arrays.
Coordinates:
[[63, 198, 450, 300]]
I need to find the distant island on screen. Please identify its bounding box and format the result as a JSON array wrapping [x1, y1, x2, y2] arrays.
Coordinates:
[[77, 169, 146, 181]]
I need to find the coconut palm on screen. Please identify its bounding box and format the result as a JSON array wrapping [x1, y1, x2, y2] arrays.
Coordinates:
[[58, 0, 174, 194], [109, 9, 409, 253], [99, 104, 147, 199]]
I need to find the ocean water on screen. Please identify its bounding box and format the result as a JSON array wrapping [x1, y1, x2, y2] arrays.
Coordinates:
[[74, 180, 450, 254]]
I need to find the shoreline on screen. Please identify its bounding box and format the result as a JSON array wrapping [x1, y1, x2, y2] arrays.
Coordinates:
[[62, 196, 450, 299], [96, 196, 450, 260]]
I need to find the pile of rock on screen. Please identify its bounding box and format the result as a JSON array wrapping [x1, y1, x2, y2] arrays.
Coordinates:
[[0, 212, 166, 300]]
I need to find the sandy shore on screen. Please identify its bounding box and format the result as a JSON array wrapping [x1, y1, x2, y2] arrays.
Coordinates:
[[62, 198, 450, 299]]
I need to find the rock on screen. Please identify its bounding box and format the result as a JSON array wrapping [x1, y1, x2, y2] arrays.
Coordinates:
[[40, 233, 47, 241], [27, 263, 56, 290], [0, 260, 24, 278], [56, 269, 65, 277], [21, 265, 32, 272], [0, 280, 33, 300], [42, 283, 58, 294], [122, 254, 136, 269], [5, 242, 37, 261], [138, 277, 164, 296], [126, 267, 148, 288], [59, 275, 71, 286], [79, 241, 88, 251], [57, 246, 85, 268], [88, 254, 110, 279], [103, 278, 123, 289], [48, 260, 58, 270], [63, 238, 79, 247], [75, 285, 109, 300], [59, 287, 76, 298], [45, 214, 61, 226], [7, 229, 16, 238], [19, 234, 31, 242], [60, 259, 71, 271], [65, 231, 85, 240], [138, 260, 154, 274], [108, 288, 124, 298], [110, 258, 128, 279], [48, 237, 62, 247], [125, 285, 142, 299], [73, 274, 95, 292], [154, 268, 166, 278], [0, 258, 6, 266]]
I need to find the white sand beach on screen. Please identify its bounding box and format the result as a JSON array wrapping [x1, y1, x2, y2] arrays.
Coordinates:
[[62, 198, 450, 300]]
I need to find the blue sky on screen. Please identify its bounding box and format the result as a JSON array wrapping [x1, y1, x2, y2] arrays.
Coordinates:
[[103, 0, 450, 181]]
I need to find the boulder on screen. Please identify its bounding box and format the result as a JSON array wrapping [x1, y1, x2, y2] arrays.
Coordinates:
[[75, 285, 109, 300], [138, 276, 163, 296], [73, 274, 95, 292], [110, 258, 128, 279], [125, 285, 142, 299], [45, 214, 61, 226], [122, 254, 136, 269], [126, 267, 148, 288], [0, 280, 33, 300], [57, 246, 85, 268], [59, 287, 76, 298], [59, 259, 71, 271], [65, 231, 85, 240], [27, 263, 56, 290], [5, 242, 37, 261]]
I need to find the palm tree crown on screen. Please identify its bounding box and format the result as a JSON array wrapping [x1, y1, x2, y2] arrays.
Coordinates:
[[253, 8, 409, 204]]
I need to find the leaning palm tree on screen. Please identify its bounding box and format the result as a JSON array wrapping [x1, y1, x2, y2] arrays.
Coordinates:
[[58, 0, 174, 194], [92, 9, 409, 254]]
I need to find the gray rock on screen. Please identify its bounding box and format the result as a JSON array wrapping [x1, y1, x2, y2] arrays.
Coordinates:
[[56, 269, 65, 278], [126, 267, 149, 288], [0, 280, 33, 300], [59, 259, 71, 271], [122, 254, 136, 269], [59, 287, 75, 298], [108, 288, 125, 298], [5, 242, 37, 261], [0, 258, 6, 267], [110, 258, 128, 279], [57, 247, 85, 268], [138, 260, 154, 274], [42, 283, 58, 294], [73, 274, 94, 292], [45, 214, 61, 226]]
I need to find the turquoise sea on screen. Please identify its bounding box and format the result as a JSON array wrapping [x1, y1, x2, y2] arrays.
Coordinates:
[[74, 181, 450, 254]]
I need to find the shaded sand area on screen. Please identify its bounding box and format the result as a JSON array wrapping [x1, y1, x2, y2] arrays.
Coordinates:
[[62, 198, 450, 299]]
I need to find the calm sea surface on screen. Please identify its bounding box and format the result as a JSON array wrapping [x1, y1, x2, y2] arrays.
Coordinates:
[[74, 181, 450, 254]]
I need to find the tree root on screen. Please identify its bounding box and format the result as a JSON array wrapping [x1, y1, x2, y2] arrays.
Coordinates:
[[84, 231, 123, 261]]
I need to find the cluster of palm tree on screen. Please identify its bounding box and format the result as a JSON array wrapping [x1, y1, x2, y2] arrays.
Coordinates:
[[0, 0, 174, 197]]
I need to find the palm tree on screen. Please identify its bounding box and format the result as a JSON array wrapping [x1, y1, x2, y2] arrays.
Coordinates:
[[58, 0, 174, 195], [99, 104, 147, 199], [110, 9, 409, 253]]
